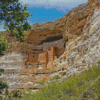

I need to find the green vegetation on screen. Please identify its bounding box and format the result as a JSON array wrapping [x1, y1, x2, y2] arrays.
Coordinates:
[[49, 75, 61, 81], [0, 0, 32, 99], [0, 0, 32, 42], [0, 35, 8, 99], [0, 36, 8, 56], [11, 63, 100, 100], [37, 80, 46, 85], [0, 76, 8, 100], [0, 69, 8, 100]]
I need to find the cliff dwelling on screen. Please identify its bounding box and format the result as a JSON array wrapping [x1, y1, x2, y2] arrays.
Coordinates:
[[1, 30, 66, 74], [26, 36, 65, 71]]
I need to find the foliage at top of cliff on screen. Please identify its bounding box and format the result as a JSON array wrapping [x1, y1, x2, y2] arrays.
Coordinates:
[[0, 0, 32, 42]]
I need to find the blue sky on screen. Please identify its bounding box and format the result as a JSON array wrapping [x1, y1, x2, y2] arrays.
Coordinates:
[[27, 7, 69, 24], [0, 0, 88, 31]]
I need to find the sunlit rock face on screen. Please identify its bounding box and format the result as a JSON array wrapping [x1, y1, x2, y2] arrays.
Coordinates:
[[54, 6, 100, 76], [0, 52, 24, 90], [28, 3, 89, 44], [1, 0, 100, 90]]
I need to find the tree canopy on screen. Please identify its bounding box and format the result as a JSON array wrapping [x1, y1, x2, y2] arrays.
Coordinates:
[[0, 35, 8, 56], [0, 35, 8, 99], [0, 0, 32, 42], [0, 0, 31, 98]]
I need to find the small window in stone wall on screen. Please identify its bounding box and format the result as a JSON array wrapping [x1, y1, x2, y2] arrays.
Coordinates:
[[55, 47, 57, 51], [33, 55, 35, 58], [64, 43, 66, 48], [55, 47, 57, 56], [48, 48, 51, 50]]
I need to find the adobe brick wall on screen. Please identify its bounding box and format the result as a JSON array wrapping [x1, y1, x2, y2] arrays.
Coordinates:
[[26, 38, 65, 71], [28, 53, 39, 64], [27, 46, 57, 70], [56, 47, 65, 58], [47, 47, 56, 69], [27, 41, 65, 70], [38, 51, 48, 69]]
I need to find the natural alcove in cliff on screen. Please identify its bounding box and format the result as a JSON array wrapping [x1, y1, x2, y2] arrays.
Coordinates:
[[41, 35, 63, 43]]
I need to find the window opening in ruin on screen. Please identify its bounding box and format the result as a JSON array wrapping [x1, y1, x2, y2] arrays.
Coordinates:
[[55, 47, 57, 51], [48, 48, 51, 50], [33, 55, 35, 58], [64, 43, 66, 48], [62, 68, 64, 71]]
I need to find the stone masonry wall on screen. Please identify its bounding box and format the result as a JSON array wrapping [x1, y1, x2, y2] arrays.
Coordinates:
[[28, 53, 39, 64], [27, 46, 58, 70], [47, 47, 56, 69], [27, 40, 65, 70], [38, 51, 48, 69], [56, 47, 65, 58]]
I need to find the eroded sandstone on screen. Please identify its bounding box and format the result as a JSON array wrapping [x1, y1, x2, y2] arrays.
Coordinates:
[[0, 0, 100, 90]]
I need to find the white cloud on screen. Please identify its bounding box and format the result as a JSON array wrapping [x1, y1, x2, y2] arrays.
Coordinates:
[[20, 0, 88, 11]]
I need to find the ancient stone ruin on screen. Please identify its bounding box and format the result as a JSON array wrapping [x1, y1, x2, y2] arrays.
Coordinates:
[[27, 39, 65, 70], [19, 34, 66, 75], [2, 31, 66, 75]]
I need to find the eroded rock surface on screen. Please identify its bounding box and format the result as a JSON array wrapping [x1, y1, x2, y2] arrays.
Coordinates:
[[54, 7, 100, 77], [0, 0, 100, 90]]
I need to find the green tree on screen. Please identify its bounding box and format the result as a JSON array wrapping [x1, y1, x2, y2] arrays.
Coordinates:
[[0, 69, 8, 99], [0, 0, 32, 98], [0, 0, 32, 42], [0, 36, 8, 56], [0, 36, 8, 99]]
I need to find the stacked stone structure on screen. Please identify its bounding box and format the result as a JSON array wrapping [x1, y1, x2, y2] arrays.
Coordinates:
[[27, 39, 65, 71]]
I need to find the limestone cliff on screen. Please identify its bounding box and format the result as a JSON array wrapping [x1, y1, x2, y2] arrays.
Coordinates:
[[27, 0, 98, 44], [0, 0, 100, 90], [53, 0, 100, 76]]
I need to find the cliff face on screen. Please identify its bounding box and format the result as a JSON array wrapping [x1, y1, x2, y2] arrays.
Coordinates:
[[28, 4, 89, 44], [54, 0, 100, 76], [0, 0, 100, 90], [28, 0, 100, 44], [27, 0, 97, 44]]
